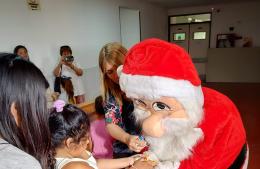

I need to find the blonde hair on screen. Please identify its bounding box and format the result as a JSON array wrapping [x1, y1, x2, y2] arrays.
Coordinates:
[[99, 42, 127, 105]]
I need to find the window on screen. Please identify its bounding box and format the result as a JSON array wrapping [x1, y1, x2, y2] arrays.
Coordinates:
[[193, 32, 206, 40], [170, 13, 211, 24], [173, 33, 186, 41]]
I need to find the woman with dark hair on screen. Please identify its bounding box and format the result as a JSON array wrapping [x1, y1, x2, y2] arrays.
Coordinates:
[[53, 45, 85, 104], [0, 53, 53, 169], [13, 45, 29, 61]]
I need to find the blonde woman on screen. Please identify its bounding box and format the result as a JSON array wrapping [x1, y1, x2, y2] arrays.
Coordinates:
[[99, 42, 146, 158]]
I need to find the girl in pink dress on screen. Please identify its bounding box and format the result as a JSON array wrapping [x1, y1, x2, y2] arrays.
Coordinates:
[[90, 96, 114, 159]]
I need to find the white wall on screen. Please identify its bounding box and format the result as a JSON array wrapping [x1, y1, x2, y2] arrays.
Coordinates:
[[168, 1, 260, 48], [0, 0, 167, 101]]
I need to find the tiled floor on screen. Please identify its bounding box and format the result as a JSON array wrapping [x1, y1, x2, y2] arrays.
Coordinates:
[[204, 83, 260, 169]]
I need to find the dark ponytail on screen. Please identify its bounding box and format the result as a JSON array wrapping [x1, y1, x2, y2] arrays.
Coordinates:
[[49, 104, 90, 150]]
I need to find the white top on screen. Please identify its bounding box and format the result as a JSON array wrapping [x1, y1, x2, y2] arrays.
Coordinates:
[[55, 151, 98, 169], [58, 87, 68, 103], [60, 61, 85, 96], [0, 138, 42, 169]]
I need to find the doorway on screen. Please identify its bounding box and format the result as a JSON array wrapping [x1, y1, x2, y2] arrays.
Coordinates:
[[169, 13, 211, 81], [119, 7, 141, 49]]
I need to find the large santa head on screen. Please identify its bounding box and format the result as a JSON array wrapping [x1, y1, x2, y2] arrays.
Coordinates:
[[119, 38, 205, 163]]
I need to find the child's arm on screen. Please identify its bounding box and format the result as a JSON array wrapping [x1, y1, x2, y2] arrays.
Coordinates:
[[62, 161, 94, 169], [129, 160, 155, 169], [96, 157, 134, 169]]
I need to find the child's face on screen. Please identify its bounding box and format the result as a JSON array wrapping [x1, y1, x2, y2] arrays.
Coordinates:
[[61, 50, 71, 57], [17, 48, 29, 60]]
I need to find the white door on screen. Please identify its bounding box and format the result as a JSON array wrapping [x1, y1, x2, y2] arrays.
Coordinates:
[[170, 24, 189, 52], [119, 7, 140, 49], [170, 23, 210, 80], [189, 23, 210, 79]]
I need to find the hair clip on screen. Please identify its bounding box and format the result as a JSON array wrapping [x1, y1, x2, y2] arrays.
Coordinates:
[[53, 100, 66, 112]]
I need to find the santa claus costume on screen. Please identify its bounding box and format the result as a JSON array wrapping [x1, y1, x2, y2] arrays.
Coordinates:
[[119, 39, 248, 169]]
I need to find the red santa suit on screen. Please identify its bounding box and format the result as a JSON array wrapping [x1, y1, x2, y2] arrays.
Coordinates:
[[119, 38, 248, 169], [179, 87, 247, 169]]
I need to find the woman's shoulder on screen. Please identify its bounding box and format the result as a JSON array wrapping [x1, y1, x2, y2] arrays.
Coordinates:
[[0, 139, 41, 169], [61, 161, 94, 169]]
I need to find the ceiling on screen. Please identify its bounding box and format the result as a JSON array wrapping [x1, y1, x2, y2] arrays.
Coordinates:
[[141, 0, 260, 8]]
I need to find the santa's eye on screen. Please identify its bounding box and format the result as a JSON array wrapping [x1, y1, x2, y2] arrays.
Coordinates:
[[152, 102, 170, 111], [133, 99, 147, 108]]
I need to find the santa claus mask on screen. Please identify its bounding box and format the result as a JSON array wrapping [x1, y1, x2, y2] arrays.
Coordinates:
[[132, 97, 187, 137], [132, 96, 203, 162]]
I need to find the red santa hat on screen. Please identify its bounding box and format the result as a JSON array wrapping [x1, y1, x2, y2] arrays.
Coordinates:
[[119, 38, 204, 125]]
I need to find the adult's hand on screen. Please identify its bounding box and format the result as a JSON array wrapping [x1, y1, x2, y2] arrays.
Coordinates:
[[59, 56, 66, 65], [126, 135, 147, 152]]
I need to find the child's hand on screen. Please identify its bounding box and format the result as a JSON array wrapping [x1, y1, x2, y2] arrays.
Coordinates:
[[129, 159, 155, 169], [126, 135, 147, 152], [131, 154, 144, 163], [127, 154, 147, 168]]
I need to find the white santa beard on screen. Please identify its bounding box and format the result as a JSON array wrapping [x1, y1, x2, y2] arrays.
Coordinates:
[[145, 118, 203, 162], [133, 107, 203, 162]]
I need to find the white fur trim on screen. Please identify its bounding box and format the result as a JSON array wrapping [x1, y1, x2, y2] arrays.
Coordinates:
[[120, 72, 204, 125], [242, 144, 249, 169], [117, 65, 123, 77]]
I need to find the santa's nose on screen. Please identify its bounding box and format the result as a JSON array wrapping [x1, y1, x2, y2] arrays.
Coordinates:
[[142, 114, 166, 137]]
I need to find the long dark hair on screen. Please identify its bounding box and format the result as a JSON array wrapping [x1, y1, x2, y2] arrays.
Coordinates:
[[95, 95, 105, 116], [60, 77, 75, 104], [0, 53, 53, 169], [49, 104, 90, 150]]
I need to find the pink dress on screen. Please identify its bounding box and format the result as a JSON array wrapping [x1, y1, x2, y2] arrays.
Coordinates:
[[90, 119, 113, 159]]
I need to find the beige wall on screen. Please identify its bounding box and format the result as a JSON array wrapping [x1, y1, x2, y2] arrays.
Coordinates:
[[206, 48, 260, 82]]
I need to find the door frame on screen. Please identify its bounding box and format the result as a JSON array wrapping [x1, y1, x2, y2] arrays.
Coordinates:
[[119, 6, 142, 48], [168, 12, 212, 48]]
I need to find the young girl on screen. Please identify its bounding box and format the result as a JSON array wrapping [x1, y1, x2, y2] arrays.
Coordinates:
[[90, 96, 113, 159], [49, 100, 148, 169], [13, 45, 30, 61]]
